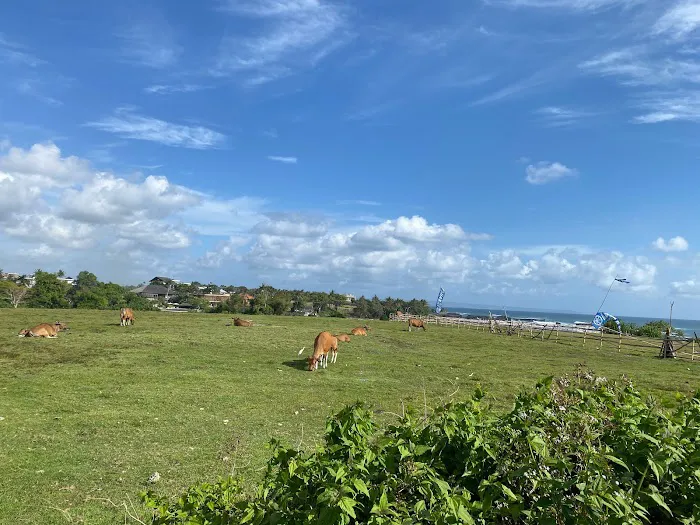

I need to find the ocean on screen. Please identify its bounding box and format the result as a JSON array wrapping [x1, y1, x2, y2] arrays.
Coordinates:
[[445, 307, 700, 335]]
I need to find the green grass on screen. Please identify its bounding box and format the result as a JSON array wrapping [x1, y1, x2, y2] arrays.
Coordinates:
[[1, 309, 698, 524]]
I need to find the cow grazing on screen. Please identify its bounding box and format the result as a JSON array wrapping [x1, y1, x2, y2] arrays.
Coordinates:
[[120, 308, 135, 326], [334, 333, 351, 343], [307, 331, 338, 371], [408, 319, 426, 331], [351, 327, 367, 336], [18, 322, 67, 338], [233, 318, 252, 327]]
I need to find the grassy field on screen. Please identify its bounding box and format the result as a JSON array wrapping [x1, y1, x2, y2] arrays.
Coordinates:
[[1, 309, 699, 524]]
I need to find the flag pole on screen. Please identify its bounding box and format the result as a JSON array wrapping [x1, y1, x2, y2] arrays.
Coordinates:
[[594, 275, 618, 321]]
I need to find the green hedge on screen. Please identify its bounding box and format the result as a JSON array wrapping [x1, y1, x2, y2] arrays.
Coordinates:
[[142, 367, 700, 524]]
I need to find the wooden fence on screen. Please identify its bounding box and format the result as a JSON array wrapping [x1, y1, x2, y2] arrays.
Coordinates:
[[389, 313, 700, 362]]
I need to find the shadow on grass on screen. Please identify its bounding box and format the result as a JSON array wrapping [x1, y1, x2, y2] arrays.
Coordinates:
[[282, 359, 309, 371]]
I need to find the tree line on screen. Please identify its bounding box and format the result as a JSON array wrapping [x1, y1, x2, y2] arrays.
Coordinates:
[[0, 270, 159, 311], [0, 270, 432, 319]]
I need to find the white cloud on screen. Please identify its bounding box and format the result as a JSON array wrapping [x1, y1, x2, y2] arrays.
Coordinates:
[[0, 34, 45, 67], [212, 0, 348, 84], [653, 1, 700, 41], [525, 161, 578, 184], [0, 142, 92, 186], [534, 106, 595, 127], [652, 236, 689, 252], [18, 243, 54, 259], [178, 197, 267, 236], [197, 235, 249, 268], [670, 278, 700, 297], [492, 0, 639, 9], [482, 250, 537, 279], [253, 218, 327, 238], [577, 252, 657, 292], [115, 220, 191, 249], [87, 109, 226, 149], [60, 174, 201, 224], [144, 84, 208, 95], [337, 199, 382, 206], [4, 214, 96, 249], [267, 155, 298, 164], [634, 90, 700, 123]]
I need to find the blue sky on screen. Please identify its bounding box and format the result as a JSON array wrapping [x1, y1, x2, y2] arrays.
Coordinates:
[[1, 0, 700, 318]]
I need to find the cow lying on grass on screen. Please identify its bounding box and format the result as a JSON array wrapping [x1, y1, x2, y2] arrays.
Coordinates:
[[408, 319, 426, 331], [334, 333, 351, 342], [233, 318, 252, 327], [351, 327, 367, 336], [300, 331, 338, 371], [18, 322, 68, 338]]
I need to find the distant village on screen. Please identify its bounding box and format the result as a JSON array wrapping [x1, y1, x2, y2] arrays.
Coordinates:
[[0, 272, 357, 314]]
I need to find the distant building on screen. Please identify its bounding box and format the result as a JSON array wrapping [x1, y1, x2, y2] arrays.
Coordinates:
[[131, 284, 170, 300], [199, 292, 231, 308], [58, 276, 76, 286], [343, 293, 356, 303], [149, 276, 174, 286]]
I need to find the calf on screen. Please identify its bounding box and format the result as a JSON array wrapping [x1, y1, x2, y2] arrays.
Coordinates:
[[351, 327, 367, 336], [120, 308, 135, 326], [307, 331, 338, 371], [408, 319, 426, 331], [334, 333, 351, 343], [233, 318, 252, 327], [18, 322, 67, 338]]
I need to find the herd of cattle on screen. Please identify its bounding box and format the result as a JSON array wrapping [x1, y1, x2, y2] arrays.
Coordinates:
[[16, 309, 428, 372]]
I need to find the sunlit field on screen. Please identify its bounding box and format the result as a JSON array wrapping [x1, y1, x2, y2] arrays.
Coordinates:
[[1, 309, 698, 523]]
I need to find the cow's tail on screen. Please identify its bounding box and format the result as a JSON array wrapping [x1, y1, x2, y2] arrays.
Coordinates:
[[297, 346, 306, 356]]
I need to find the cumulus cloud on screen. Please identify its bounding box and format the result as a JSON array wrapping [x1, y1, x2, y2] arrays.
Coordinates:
[[525, 161, 578, 185], [671, 278, 700, 297], [0, 141, 254, 259], [197, 235, 249, 268], [61, 174, 201, 224], [479, 248, 656, 292], [652, 236, 689, 252]]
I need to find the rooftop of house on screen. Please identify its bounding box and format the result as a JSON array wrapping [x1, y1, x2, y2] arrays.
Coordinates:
[[131, 284, 170, 296]]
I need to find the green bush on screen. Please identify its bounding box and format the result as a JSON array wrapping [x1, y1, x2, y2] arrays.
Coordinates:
[[142, 367, 700, 524]]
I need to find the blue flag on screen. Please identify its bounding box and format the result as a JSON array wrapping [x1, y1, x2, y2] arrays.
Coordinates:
[[592, 311, 621, 332], [435, 287, 446, 313]]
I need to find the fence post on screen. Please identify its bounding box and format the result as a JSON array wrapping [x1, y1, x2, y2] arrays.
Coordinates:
[[583, 329, 587, 347], [530, 327, 533, 338], [555, 328, 559, 343], [541, 329, 544, 342], [693, 339, 696, 361], [599, 329, 603, 350], [618, 331, 622, 352]]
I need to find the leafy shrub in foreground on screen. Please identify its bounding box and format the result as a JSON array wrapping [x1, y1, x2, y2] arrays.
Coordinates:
[[142, 368, 700, 524]]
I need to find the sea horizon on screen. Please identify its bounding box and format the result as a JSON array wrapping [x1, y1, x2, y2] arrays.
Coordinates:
[[443, 305, 700, 335]]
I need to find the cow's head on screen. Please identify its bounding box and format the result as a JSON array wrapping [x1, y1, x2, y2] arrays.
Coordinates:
[[18, 329, 30, 337], [307, 356, 318, 371], [55, 322, 68, 331]]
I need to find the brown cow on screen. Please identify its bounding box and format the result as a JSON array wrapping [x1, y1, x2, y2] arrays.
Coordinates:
[[351, 327, 367, 336], [120, 307, 135, 326], [18, 322, 67, 338], [408, 319, 426, 331], [233, 318, 253, 327], [334, 333, 351, 343], [306, 331, 338, 371]]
